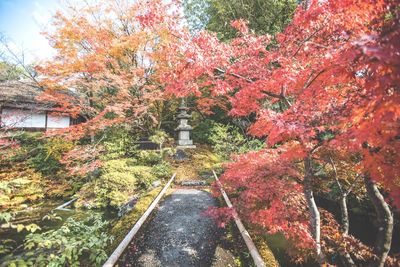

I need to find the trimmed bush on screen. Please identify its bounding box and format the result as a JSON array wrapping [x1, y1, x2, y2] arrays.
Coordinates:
[[131, 166, 157, 189], [75, 159, 156, 208], [137, 151, 162, 165], [151, 162, 173, 179]]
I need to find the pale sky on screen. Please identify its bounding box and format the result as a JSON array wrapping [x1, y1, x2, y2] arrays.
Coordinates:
[[0, 0, 186, 64], [0, 0, 63, 63]]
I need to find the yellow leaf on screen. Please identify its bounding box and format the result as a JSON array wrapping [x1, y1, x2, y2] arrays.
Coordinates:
[[17, 224, 25, 232]]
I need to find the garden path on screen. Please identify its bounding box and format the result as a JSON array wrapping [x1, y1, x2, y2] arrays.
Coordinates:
[[117, 188, 237, 267]]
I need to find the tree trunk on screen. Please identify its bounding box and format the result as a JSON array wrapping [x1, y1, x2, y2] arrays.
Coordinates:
[[339, 195, 349, 234], [304, 156, 325, 264], [328, 156, 356, 266], [336, 194, 357, 267], [363, 175, 393, 267]]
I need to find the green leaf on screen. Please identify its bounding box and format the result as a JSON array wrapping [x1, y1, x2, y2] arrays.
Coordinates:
[[0, 212, 13, 223], [25, 242, 35, 250]]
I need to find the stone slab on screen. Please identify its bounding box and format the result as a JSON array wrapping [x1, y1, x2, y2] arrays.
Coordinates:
[[176, 145, 196, 149], [180, 180, 208, 186]]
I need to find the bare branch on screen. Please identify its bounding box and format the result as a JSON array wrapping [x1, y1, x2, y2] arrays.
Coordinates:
[[300, 69, 326, 93], [0, 36, 41, 85], [345, 173, 362, 196], [329, 156, 344, 195], [215, 67, 290, 101], [280, 86, 292, 107]]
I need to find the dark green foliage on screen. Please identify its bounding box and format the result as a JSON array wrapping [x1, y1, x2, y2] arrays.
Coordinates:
[[316, 129, 336, 142], [207, 122, 264, 160], [29, 153, 61, 176], [100, 125, 139, 159], [192, 119, 215, 144], [151, 162, 173, 179], [11, 133, 73, 176], [1, 215, 113, 267], [31, 138, 73, 176], [12, 132, 42, 148], [190, 103, 234, 144], [183, 0, 298, 40], [137, 150, 162, 165]]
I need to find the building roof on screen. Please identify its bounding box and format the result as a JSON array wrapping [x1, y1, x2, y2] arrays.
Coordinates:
[[0, 81, 75, 111], [0, 80, 43, 102]]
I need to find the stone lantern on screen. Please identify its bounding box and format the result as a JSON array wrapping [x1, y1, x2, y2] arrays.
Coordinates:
[[175, 99, 196, 149]]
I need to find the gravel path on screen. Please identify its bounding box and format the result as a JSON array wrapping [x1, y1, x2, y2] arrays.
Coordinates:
[[119, 188, 228, 267]]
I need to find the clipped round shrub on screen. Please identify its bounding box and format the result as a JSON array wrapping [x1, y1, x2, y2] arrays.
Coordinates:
[[102, 158, 137, 173], [137, 151, 162, 165], [131, 166, 156, 189], [151, 162, 173, 179], [75, 159, 156, 208]]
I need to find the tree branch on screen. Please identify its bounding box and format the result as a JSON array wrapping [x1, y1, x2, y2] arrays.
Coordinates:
[[329, 156, 344, 195], [301, 69, 326, 93], [214, 67, 290, 102], [345, 173, 361, 196]]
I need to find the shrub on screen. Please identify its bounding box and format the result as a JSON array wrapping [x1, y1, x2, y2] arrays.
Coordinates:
[[132, 166, 157, 189], [43, 137, 74, 161], [75, 159, 156, 208], [191, 119, 214, 144], [0, 169, 44, 208], [12, 132, 42, 146], [103, 160, 155, 190], [149, 130, 169, 151], [137, 150, 162, 165], [28, 137, 74, 176], [101, 125, 139, 159], [1, 215, 113, 267], [101, 166, 141, 191], [10, 132, 42, 163], [151, 162, 173, 179], [208, 122, 264, 160], [108, 190, 130, 208], [102, 158, 138, 173], [0, 212, 42, 257]]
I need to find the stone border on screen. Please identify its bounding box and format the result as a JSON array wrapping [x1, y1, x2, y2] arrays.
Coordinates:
[[53, 198, 77, 211], [102, 173, 177, 267], [213, 170, 266, 267]]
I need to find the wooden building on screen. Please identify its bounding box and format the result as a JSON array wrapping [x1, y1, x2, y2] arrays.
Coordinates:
[[0, 81, 79, 131]]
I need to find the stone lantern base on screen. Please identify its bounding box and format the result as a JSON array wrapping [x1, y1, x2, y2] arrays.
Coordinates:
[[177, 145, 197, 149], [177, 130, 196, 149], [175, 99, 196, 149]]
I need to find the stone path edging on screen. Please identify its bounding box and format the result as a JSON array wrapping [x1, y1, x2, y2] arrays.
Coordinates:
[[213, 170, 266, 267], [102, 173, 176, 267]]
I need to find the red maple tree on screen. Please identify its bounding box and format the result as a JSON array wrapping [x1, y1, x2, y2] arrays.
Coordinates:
[[162, 0, 399, 265]]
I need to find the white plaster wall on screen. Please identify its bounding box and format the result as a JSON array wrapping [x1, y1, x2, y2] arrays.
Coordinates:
[[47, 114, 70, 128], [1, 108, 70, 129], [2, 108, 46, 128]]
